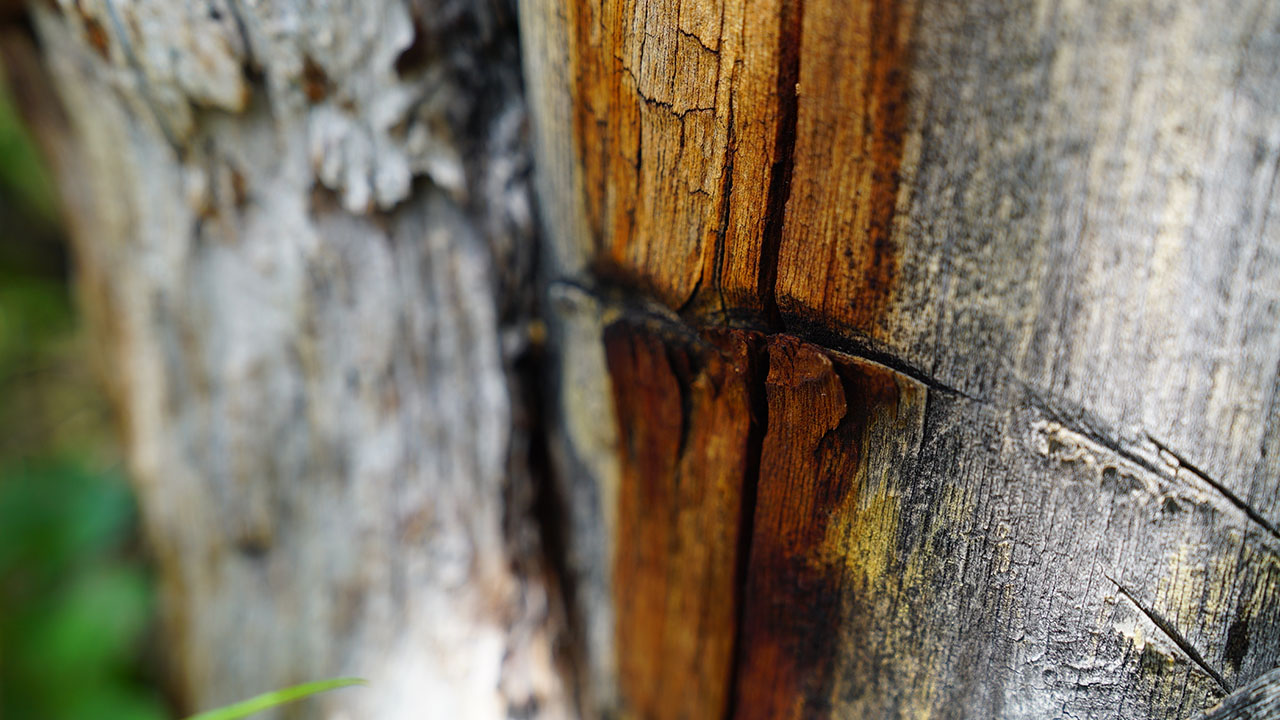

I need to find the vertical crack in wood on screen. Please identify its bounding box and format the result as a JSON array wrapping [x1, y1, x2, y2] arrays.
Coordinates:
[[604, 323, 757, 719], [757, 0, 804, 330], [691, 96, 736, 322], [771, 0, 914, 336], [730, 336, 905, 719], [724, 332, 770, 720]]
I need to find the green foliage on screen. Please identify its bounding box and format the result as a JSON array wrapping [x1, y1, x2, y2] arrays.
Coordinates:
[[0, 458, 166, 720], [0, 54, 361, 720], [0, 70, 57, 223], [183, 678, 365, 720], [0, 62, 165, 720]]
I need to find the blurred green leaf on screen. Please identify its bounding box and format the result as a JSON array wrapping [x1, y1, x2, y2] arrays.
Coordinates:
[[0, 65, 58, 223], [0, 57, 164, 720], [184, 678, 366, 720]]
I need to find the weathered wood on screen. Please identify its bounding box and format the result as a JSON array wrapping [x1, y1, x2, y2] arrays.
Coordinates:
[[734, 336, 922, 720], [21, 1, 570, 717], [604, 322, 759, 719], [1201, 667, 1280, 719], [520, 0, 1280, 717]]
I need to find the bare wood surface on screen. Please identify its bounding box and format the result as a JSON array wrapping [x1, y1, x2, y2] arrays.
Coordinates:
[[604, 323, 759, 720], [520, 0, 1280, 717]]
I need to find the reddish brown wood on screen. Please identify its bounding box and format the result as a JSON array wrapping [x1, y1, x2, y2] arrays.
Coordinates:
[[733, 335, 917, 720], [774, 0, 914, 335], [604, 323, 763, 719]]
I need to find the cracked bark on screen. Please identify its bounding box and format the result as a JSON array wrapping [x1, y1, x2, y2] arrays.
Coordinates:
[[521, 0, 1280, 718], [10, 0, 1279, 717]]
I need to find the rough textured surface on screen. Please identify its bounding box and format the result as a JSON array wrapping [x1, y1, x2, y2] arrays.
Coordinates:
[[734, 337, 921, 720], [521, 0, 1280, 717], [604, 322, 759, 720], [23, 1, 569, 717], [1200, 667, 1280, 719]]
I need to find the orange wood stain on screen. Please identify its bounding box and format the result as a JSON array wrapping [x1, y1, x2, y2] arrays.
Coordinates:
[[568, 1, 921, 716], [774, 0, 915, 334], [731, 335, 905, 720], [605, 324, 763, 720]]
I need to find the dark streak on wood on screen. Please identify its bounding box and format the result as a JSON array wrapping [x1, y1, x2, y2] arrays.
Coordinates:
[[301, 54, 331, 102], [1108, 574, 1231, 694], [774, 0, 914, 335], [756, 0, 804, 329], [394, 18, 433, 77], [733, 335, 904, 720], [79, 12, 109, 60]]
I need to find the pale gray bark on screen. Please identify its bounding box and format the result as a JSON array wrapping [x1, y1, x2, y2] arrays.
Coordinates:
[[519, 0, 1280, 718], [24, 1, 569, 718]]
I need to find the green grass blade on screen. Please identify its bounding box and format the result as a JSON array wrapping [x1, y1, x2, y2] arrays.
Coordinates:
[[182, 677, 365, 720]]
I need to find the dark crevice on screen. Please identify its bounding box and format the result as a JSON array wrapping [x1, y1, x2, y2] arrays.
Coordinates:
[[757, 0, 805, 331], [723, 334, 769, 720], [1146, 435, 1280, 544], [777, 313, 974, 399], [1107, 574, 1230, 694], [1027, 384, 1280, 543], [395, 18, 434, 77], [516, 324, 587, 719], [680, 92, 735, 321], [713, 97, 735, 321], [620, 62, 717, 120], [224, 0, 259, 72], [564, 275, 973, 401], [675, 27, 719, 55], [662, 340, 699, 460]]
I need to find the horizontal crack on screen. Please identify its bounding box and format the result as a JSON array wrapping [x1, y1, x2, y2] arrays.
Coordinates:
[[550, 277, 972, 399], [1023, 388, 1167, 478], [1025, 384, 1280, 544]]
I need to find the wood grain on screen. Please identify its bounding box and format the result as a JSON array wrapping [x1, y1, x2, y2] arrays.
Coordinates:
[[604, 323, 762, 719], [521, 0, 1280, 717], [734, 336, 922, 720], [773, 0, 915, 334]]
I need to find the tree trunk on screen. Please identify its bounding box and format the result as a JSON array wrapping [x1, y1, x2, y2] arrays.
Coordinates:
[[13, 0, 1280, 718], [13, 1, 570, 717], [520, 0, 1280, 718]]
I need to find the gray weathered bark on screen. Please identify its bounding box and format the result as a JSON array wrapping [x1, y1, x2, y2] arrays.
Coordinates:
[[16, 1, 569, 717]]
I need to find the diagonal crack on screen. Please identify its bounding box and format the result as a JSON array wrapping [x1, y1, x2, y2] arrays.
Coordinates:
[[1106, 573, 1230, 695], [1146, 434, 1280, 544]]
